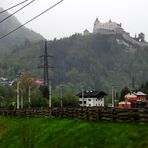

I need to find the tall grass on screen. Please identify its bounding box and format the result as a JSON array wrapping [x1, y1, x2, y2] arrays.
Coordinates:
[[1, 116, 148, 148]]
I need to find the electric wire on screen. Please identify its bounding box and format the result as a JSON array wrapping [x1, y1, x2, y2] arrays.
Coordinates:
[[0, 0, 29, 14], [0, 0, 35, 24], [0, 0, 64, 40]]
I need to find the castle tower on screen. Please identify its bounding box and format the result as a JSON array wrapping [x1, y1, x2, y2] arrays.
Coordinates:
[[94, 18, 100, 26]]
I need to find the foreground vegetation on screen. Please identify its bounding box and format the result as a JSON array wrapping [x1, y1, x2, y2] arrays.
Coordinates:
[[1, 117, 148, 148]]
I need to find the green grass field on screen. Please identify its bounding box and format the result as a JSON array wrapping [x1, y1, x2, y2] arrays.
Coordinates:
[[1, 116, 148, 148]]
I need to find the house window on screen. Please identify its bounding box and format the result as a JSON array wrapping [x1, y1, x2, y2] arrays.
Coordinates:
[[96, 99, 97, 101], [88, 99, 91, 101], [79, 101, 82, 104], [84, 101, 86, 104]]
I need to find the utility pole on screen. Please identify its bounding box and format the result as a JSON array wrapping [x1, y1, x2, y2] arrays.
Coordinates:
[[28, 85, 31, 109], [44, 40, 49, 87], [111, 85, 120, 108], [132, 76, 135, 90], [82, 88, 84, 107], [20, 90, 23, 109], [39, 40, 53, 108], [49, 80, 52, 108], [60, 85, 64, 108], [16, 79, 20, 109], [112, 86, 114, 108], [16, 72, 22, 109]]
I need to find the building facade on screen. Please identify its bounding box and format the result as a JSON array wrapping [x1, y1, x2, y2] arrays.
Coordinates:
[[77, 90, 107, 107], [93, 18, 124, 34], [118, 91, 148, 109]]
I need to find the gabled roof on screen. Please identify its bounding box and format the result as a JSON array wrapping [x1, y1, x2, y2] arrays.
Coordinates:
[[134, 91, 147, 96], [125, 93, 137, 98], [125, 91, 147, 99], [77, 90, 107, 98]]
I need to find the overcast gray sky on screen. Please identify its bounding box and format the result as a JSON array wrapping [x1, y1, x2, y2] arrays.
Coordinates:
[[0, 0, 148, 40]]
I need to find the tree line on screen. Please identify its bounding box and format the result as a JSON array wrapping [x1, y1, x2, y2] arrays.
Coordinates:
[[0, 72, 79, 109]]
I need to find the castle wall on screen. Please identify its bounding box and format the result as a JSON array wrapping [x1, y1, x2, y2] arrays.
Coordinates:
[[93, 19, 123, 34]]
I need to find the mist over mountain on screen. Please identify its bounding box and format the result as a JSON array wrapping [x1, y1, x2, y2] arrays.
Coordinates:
[[0, 8, 44, 58]]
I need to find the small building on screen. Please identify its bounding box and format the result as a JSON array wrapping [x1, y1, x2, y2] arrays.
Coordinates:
[[118, 101, 131, 109], [77, 90, 107, 107], [118, 91, 148, 109], [125, 91, 147, 102], [124, 92, 137, 101]]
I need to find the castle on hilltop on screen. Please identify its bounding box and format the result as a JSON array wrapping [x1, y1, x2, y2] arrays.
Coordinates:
[[93, 18, 124, 34], [84, 18, 125, 35], [83, 18, 147, 47]]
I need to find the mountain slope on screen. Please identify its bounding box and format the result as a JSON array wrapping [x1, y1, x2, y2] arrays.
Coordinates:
[[0, 8, 44, 58], [2, 33, 148, 92]]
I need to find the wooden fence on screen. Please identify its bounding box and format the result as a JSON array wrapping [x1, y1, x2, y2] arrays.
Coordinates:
[[1, 107, 148, 123]]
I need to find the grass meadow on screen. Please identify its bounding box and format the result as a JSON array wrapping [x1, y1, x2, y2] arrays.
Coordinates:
[[1, 116, 148, 148]]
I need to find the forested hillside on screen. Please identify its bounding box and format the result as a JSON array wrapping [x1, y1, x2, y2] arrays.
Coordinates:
[[1, 33, 148, 92]]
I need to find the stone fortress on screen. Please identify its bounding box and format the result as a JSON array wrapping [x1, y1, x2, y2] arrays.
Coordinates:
[[83, 18, 147, 47], [93, 18, 124, 34], [84, 18, 125, 35]]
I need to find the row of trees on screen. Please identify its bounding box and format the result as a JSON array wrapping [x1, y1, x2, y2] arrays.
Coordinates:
[[0, 72, 79, 109], [1, 72, 148, 109]]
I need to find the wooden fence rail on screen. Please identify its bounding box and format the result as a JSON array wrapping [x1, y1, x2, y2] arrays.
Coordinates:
[[1, 107, 148, 123]]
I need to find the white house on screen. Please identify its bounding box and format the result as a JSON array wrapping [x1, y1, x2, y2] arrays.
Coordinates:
[[77, 90, 107, 107]]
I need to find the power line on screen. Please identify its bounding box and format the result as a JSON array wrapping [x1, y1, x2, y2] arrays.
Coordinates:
[[0, 0, 29, 14], [0, 0, 64, 40], [0, 0, 35, 24]]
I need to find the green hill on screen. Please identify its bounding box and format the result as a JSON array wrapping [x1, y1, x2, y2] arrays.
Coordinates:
[[1, 33, 148, 92]]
